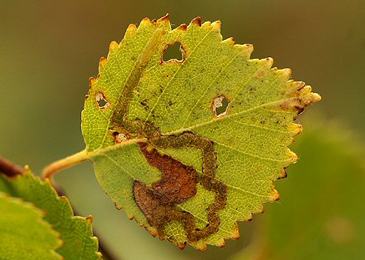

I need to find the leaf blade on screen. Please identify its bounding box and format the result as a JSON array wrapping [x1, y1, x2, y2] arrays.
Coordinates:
[[82, 15, 320, 249]]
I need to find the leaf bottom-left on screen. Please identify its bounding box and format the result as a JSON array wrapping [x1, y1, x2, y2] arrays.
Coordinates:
[[0, 167, 102, 260]]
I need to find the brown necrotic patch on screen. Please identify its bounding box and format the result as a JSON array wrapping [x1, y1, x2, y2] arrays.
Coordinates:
[[133, 132, 227, 242], [138, 143, 197, 204]]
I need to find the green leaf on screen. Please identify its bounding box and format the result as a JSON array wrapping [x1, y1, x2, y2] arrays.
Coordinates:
[[0, 192, 62, 260], [0, 168, 102, 260], [229, 123, 365, 260], [81, 15, 320, 250]]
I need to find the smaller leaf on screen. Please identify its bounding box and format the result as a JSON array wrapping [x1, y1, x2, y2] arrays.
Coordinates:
[[0, 167, 102, 260], [0, 192, 62, 260]]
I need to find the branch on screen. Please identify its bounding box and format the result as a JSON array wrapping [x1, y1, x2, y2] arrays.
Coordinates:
[[0, 156, 24, 177]]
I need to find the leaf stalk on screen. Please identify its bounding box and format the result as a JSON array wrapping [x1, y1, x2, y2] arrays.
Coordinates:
[[42, 150, 89, 181]]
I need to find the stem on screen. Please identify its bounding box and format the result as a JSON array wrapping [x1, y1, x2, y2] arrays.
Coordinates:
[[42, 150, 89, 181]]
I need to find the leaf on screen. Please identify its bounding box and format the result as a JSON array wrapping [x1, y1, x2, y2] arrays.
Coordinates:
[[81, 15, 320, 250], [0, 192, 62, 260], [229, 123, 365, 260], [0, 168, 102, 260]]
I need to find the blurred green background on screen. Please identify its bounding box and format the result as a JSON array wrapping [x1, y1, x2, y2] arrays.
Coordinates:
[[1, 1, 364, 260]]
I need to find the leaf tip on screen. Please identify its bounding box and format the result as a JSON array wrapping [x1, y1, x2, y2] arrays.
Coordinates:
[[113, 202, 123, 210], [86, 215, 94, 224], [263, 57, 274, 68], [216, 238, 226, 248], [235, 43, 254, 58], [280, 169, 288, 179], [271, 189, 281, 201], [24, 165, 30, 172], [176, 23, 188, 31], [158, 13, 170, 23], [290, 123, 303, 135], [311, 92, 322, 103], [289, 150, 299, 162], [126, 23, 137, 33], [211, 20, 221, 31], [88, 77, 96, 89], [140, 17, 152, 26], [278, 68, 292, 79], [98, 57, 107, 71], [223, 37, 236, 45], [109, 41, 119, 52], [198, 244, 207, 251], [178, 243, 187, 250], [191, 16, 202, 26]]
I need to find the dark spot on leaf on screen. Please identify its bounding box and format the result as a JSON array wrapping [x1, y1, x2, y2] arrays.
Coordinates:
[[140, 99, 149, 111]]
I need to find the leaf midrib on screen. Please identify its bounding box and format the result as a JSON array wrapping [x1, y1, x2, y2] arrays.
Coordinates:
[[88, 96, 299, 159]]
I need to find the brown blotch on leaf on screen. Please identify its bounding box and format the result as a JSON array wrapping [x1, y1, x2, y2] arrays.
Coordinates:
[[144, 132, 228, 242], [138, 143, 197, 204]]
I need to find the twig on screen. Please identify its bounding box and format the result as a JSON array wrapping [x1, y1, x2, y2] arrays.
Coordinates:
[[0, 156, 24, 177]]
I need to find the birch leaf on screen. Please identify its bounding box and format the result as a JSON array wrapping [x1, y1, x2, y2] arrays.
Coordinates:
[[0, 193, 62, 260], [81, 15, 320, 250], [0, 168, 102, 260]]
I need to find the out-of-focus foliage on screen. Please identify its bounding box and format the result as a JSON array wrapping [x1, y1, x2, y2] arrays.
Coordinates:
[[229, 123, 365, 260], [0, 169, 102, 260], [0, 192, 62, 260]]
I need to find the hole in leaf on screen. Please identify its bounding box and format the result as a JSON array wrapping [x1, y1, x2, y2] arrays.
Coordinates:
[[213, 95, 230, 118], [95, 92, 110, 109], [162, 42, 185, 63], [113, 131, 128, 143]]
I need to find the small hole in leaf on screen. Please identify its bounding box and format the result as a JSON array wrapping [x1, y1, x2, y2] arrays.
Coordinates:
[[213, 95, 230, 118], [113, 131, 128, 143], [162, 42, 185, 63], [95, 92, 110, 109]]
